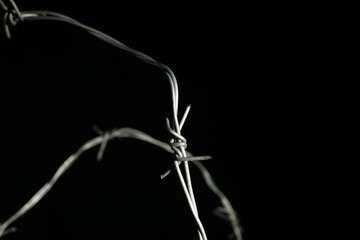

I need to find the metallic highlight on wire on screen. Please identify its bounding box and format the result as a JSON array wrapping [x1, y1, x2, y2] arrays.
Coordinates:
[[0, 1, 242, 239], [0, 128, 242, 239]]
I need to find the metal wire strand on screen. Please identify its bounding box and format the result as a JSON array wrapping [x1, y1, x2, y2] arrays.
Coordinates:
[[0, 3, 215, 240], [0, 0, 23, 38], [0, 128, 242, 239]]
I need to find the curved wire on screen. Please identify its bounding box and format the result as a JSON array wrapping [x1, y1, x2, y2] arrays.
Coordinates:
[[0, 127, 242, 239], [0, 5, 213, 240]]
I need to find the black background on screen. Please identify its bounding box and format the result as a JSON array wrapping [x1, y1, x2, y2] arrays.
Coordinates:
[[0, 1, 313, 240]]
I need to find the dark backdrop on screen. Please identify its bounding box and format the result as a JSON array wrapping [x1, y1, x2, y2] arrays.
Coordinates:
[[0, 1, 312, 240]]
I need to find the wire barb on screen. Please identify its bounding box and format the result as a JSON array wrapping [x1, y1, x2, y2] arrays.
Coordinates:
[[93, 125, 112, 161], [160, 111, 212, 177]]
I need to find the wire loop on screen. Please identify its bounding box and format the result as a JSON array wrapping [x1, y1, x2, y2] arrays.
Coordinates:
[[1, 0, 23, 38]]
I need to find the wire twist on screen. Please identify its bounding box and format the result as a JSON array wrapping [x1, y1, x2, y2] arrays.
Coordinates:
[[1, 0, 23, 38], [166, 117, 211, 162]]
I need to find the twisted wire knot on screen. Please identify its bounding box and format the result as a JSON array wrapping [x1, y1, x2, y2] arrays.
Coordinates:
[[170, 136, 188, 161], [1, 0, 23, 38], [166, 117, 212, 162], [4, 9, 20, 26]]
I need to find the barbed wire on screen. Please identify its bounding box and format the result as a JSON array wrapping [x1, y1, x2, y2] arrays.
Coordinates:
[[0, 1, 243, 239]]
